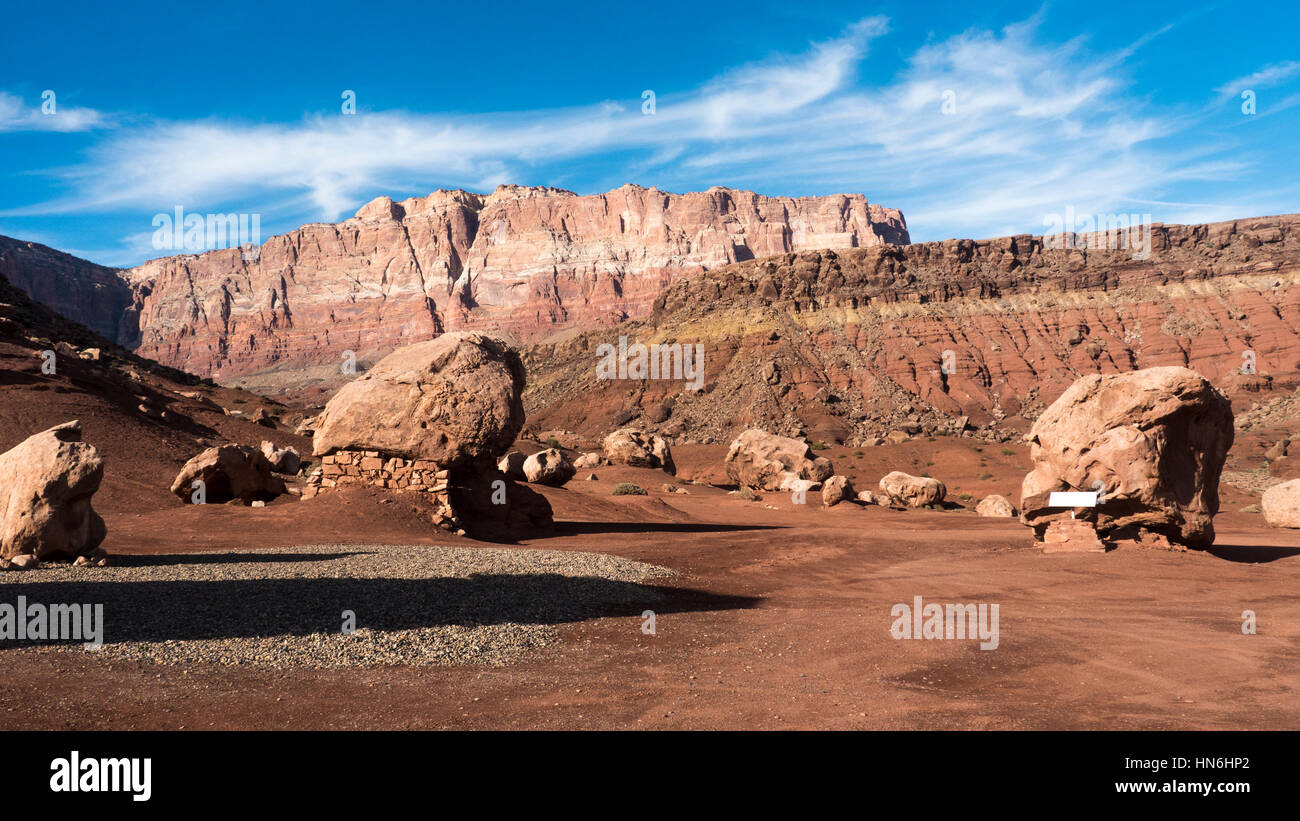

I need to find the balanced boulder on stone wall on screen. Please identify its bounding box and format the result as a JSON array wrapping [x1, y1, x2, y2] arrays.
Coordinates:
[[309, 333, 548, 532], [1019, 367, 1233, 549], [312, 332, 525, 467]]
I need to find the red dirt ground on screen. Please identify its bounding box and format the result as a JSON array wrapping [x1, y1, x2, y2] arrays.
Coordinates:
[[3, 324, 1299, 730], [3, 432, 1299, 731]]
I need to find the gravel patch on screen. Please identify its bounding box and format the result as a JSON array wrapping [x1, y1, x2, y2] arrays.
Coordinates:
[[1222, 469, 1286, 495], [0, 545, 675, 668]]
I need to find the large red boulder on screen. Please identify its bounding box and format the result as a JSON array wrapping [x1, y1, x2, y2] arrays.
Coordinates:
[[725, 429, 833, 491], [312, 332, 525, 467], [0, 421, 106, 560], [1019, 367, 1233, 549]]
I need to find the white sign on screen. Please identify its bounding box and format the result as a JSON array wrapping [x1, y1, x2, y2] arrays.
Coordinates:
[[1049, 491, 1098, 508]]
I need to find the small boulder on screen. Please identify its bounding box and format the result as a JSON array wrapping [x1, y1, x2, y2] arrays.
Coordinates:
[[725, 429, 834, 491], [73, 547, 111, 567], [497, 451, 527, 480], [573, 452, 605, 469], [856, 490, 877, 505], [780, 475, 822, 494], [171, 445, 287, 504], [1262, 480, 1300, 528], [523, 449, 576, 487], [9, 554, 40, 570], [603, 429, 675, 474], [822, 475, 854, 507], [0, 421, 106, 561], [260, 441, 301, 474], [976, 494, 1018, 518], [879, 471, 946, 508], [252, 408, 277, 428]]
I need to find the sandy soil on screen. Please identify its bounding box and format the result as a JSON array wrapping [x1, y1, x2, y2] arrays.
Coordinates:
[[2, 438, 1299, 731]]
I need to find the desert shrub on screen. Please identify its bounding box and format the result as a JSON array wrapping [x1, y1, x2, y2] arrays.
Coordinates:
[[1001, 448, 1016, 457], [546, 437, 563, 450], [727, 487, 759, 502], [612, 482, 648, 496]]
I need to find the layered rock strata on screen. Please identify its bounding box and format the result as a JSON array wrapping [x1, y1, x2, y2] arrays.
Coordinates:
[[102, 185, 906, 393]]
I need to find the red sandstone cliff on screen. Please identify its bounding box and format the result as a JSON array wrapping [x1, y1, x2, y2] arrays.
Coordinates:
[[115, 184, 907, 388], [4, 205, 1299, 449]]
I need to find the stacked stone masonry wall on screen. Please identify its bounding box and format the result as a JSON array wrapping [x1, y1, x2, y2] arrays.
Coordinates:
[[303, 449, 460, 531]]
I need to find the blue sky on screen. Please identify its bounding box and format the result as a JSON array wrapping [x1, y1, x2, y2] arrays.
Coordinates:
[[1, 0, 1297, 266]]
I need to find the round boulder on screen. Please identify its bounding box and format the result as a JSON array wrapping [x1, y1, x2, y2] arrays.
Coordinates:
[[602, 428, 675, 474], [1019, 366, 1233, 548], [976, 494, 1017, 518], [879, 471, 946, 508], [822, 475, 854, 507], [725, 429, 834, 491], [1262, 480, 1300, 528], [523, 449, 576, 487], [497, 451, 527, 480], [312, 333, 525, 468], [260, 441, 301, 474], [171, 445, 287, 504]]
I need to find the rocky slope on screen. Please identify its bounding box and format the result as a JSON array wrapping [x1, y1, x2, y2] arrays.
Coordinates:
[[48, 184, 903, 396], [0, 270, 307, 514], [521, 215, 1300, 446], [0, 236, 132, 342]]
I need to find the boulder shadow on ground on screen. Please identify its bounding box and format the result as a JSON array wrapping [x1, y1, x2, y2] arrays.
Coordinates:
[[2, 574, 760, 645], [464, 519, 783, 544], [111, 551, 369, 567], [1204, 544, 1300, 563], [551, 521, 783, 536]]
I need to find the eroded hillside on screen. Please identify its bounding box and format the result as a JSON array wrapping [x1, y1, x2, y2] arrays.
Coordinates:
[[522, 215, 1300, 445]]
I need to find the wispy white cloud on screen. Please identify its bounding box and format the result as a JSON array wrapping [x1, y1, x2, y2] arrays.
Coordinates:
[[1, 16, 888, 220], [5, 14, 1290, 252], [0, 91, 106, 133], [1216, 60, 1300, 95]]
